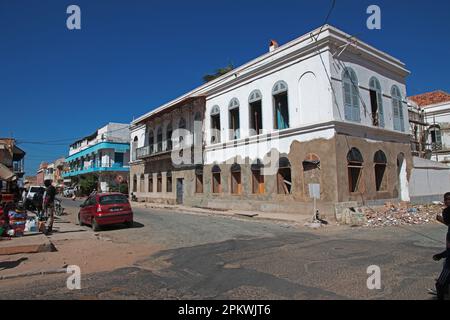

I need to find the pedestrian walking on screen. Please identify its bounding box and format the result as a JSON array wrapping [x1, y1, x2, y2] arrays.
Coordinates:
[[43, 179, 56, 234], [433, 192, 450, 300]]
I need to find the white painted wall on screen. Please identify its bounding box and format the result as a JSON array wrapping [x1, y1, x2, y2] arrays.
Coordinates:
[[205, 52, 333, 147], [409, 157, 450, 197], [329, 52, 409, 134]]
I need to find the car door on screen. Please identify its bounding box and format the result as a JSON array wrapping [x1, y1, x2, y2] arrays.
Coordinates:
[[86, 196, 98, 225], [80, 197, 92, 224]]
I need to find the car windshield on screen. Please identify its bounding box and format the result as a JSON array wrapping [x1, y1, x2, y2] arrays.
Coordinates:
[[30, 187, 43, 193], [99, 195, 128, 205]]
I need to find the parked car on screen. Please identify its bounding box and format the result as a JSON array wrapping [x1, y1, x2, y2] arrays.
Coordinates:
[[78, 193, 133, 231], [63, 187, 76, 198]]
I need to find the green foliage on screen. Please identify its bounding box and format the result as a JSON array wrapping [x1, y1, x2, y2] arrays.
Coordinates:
[[79, 175, 98, 196], [203, 64, 234, 83]]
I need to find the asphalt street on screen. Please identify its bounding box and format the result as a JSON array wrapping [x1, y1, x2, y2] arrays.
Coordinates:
[[0, 198, 448, 300]]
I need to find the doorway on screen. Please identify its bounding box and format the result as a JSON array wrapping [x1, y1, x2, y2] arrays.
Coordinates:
[[176, 178, 184, 204]]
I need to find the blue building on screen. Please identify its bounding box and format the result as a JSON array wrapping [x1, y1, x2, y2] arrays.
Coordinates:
[[63, 123, 130, 193]]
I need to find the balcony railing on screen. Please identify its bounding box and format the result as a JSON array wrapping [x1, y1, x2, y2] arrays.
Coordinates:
[[431, 142, 443, 152], [136, 146, 171, 160]]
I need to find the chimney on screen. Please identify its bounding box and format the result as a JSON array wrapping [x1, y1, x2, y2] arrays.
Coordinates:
[[269, 40, 279, 52]]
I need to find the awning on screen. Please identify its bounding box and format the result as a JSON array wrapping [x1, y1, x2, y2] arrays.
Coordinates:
[[0, 163, 16, 181]]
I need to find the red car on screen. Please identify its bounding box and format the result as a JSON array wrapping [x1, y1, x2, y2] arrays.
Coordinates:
[[78, 193, 133, 231]]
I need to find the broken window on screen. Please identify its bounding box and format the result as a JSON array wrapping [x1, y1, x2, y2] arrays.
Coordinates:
[[166, 124, 173, 151], [277, 157, 292, 195], [374, 150, 387, 192], [132, 174, 137, 192], [157, 173, 162, 193], [347, 148, 364, 193], [369, 77, 385, 127], [140, 174, 145, 192], [166, 171, 173, 193], [429, 125, 442, 151], [251, 159, 265, 194], [148, 174, 153, 193], [273, 81, 289, 130], [391, 86, 405, 132], [342, 68, 361, 122], [230, 163, 242, 194], [212, 165, 221, 194], [195, 166, 203, 194], [302, 154, 321, 195], [249, 90, 263, 136], [210, 106, 221, 144], [157, 127, 163, 153], [229, 98, 240, 140]]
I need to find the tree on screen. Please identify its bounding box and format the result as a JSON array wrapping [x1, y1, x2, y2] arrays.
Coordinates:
[[79, 175, 98, 196], [203, 64, 234, 83]]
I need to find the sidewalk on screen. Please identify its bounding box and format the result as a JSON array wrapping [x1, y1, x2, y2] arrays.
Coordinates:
[[131, 202, 321, 226]]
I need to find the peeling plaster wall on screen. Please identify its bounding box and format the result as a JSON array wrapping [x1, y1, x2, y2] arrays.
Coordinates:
[[334, 134, 412, 203]]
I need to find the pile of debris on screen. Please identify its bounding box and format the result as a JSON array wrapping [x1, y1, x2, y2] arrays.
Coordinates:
[[364, 202, 444, 228]]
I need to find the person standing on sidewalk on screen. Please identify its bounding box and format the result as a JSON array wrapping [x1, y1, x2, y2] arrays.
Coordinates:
[[43, 179, 56, 234], [433, 192, 450, 300]]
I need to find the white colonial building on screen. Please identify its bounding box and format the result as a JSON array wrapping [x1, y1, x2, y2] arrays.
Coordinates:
[[130, 25, 413, 218]]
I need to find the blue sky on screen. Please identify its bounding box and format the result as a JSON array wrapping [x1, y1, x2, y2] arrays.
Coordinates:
[[1, 0, 449, 174]]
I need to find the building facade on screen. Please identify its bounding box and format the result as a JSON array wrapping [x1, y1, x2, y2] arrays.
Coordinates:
[[130, 25, 412, 217], [409, 91, 450, 165], [63, 123, 131, 193], [0, 138, 26, 192]]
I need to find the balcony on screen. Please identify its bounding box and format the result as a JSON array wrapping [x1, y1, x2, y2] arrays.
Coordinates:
[[136, 145, 171, 160], [62, 161, 129, 178], [431, 142, 443, 152]]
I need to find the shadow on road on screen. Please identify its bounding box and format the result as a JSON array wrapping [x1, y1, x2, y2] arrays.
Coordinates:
[[0, 257, 28, 271], [94, 222, 145, 232]]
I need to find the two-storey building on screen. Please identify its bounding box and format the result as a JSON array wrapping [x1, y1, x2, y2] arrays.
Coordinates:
[[130, 25, 412, 217], [63, 123, 131, 193], [409, 90, 450, 165]]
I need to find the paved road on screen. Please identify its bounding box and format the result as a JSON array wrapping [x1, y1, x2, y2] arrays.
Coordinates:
[[0, 198, 448, 300]]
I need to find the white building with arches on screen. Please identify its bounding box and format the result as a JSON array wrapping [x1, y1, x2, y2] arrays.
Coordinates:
[[130, 25, 413, 218]]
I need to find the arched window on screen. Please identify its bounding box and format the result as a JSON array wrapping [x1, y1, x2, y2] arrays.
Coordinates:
[[166, 171, 173, 193], [374, 150, 387, 192], [251, 159, 265, 194], [132, 136, 138, 161], [166, 124, 173, 151], [277, 157, 292, 194], [230, 163, 242, 194], [212, 165, 222, 194], [347, 148, 364, 193], [229, 98, 240, 140], [429, 125, 443, 151], [369, 77, 385, 127], [210, 106, 221, 144], [157, 172, 162, 193], [157, 127, 163, 153], [148, 173, 153, 193], [302, 154, 321, 196], [140, 174, 145, 192], [342, 68, 361, 122], [148, 130, 154, 154], [391, 86, 405, 132], [273, 81, 289, 130], [249, 90, 263, 136], [132, 174, 137, 192]]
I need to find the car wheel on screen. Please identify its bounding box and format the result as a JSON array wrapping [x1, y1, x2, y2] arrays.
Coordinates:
[[92, 218, 101, 232], [78, 213, 84, 226]]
